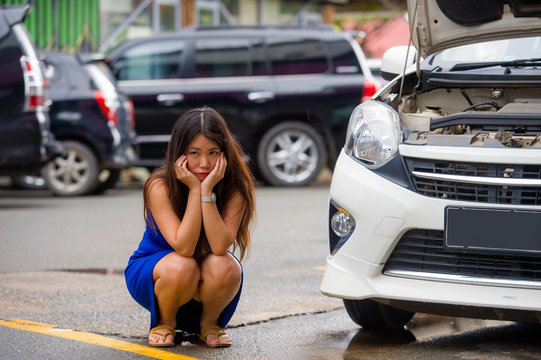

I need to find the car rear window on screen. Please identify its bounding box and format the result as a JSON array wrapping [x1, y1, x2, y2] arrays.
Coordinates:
[[325, 39, 362, 74], [115, 39, 186, 80], [268, 38, 328, 75], [194, 39, 251, 77]]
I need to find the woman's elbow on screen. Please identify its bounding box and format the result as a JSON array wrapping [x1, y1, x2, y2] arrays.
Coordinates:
[[175, 247, 195, 257], [211, 249, 228, 256], [211, 239, 233, 256]]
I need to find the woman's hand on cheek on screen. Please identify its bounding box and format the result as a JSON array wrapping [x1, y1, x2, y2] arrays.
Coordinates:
[[201, 153, 227, 194], [175, 155, 200, 190]]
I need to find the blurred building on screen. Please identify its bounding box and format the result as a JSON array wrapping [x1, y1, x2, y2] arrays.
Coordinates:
[[0, 0, 406, 53], [354, 15, 410, 58]]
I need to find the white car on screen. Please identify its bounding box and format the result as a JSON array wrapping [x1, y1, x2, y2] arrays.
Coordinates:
[[321, 0, 541, 330]]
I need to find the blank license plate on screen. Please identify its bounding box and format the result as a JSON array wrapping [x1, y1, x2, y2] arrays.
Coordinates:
[[445, 207, 541, 254]]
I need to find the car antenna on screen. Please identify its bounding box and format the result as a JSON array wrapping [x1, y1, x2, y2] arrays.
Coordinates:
[[398, 0, 420, 104]]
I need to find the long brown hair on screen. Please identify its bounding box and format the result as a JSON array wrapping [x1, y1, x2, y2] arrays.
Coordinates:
[[143, 106, 255, 260]]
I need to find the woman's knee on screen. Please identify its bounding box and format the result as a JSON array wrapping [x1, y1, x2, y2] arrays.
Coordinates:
[[201, 253, 241, 285], [154, 253, 200, 286]]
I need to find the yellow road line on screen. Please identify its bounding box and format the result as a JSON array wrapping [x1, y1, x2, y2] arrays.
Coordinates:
[[0, 319, 200, 360]]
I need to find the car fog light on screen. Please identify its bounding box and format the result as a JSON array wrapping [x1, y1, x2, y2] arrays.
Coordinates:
[[331, 210, 352, 237], [329, 201, 356, 255]]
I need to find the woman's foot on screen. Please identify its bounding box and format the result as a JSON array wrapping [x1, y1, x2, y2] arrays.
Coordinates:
[[199, 324, 232, 348], [149, 325, 176, 347]]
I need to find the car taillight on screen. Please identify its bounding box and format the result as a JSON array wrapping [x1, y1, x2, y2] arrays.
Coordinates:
[[361, 81, 377, 103], [94, 89, 118, 126], [20, 57, 45, 111], [127, 99, 135, 128]]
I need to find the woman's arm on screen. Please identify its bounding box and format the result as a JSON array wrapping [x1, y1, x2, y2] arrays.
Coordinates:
[[147, 158, 202, 256], [202, 191, 245, 255], [200, 153, 244, 254]]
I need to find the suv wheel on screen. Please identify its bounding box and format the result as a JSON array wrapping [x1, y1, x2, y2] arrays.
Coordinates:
[[343, 299, 415, 331], [42, 141, 100, 196], [257, 121, 326, 186]]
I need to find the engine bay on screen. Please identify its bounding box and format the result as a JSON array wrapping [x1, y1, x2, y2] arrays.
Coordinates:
[[390, 85, 541, 148]]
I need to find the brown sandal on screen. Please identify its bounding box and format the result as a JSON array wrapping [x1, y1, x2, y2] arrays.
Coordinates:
[[149, 325, 176, 347], [199, 325, 232, 348]]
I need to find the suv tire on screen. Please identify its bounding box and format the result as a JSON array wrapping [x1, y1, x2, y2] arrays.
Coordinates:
[[343, 299, 415, 331], [257, 121, 326, 186], [42, 140, 100, 196]]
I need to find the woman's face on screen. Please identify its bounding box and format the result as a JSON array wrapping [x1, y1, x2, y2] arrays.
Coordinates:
[[185, 134, 221, 181]]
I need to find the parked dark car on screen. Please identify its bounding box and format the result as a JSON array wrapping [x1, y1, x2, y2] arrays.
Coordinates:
[[107, 26, 377, 186], [0, 5, 62, 175], [34, 51, 138, 196]]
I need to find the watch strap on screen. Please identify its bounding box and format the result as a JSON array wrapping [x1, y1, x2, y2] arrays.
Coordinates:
[[201, 193, 216, 203]]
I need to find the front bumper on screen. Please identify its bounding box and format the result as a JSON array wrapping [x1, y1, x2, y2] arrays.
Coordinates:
[[321, 149, 541, 313]]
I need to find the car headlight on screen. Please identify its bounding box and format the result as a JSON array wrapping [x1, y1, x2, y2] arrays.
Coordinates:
[[344, 100, 401, 168]]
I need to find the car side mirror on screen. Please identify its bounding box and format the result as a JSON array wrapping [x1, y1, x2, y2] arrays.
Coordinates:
[[380, 46, 417, 81]]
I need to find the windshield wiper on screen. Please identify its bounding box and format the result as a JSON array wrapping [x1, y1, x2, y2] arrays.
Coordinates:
[[449, 57, 541, 72]]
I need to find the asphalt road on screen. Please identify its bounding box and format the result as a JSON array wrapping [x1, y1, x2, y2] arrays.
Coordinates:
[[1, 175, 540, 360]]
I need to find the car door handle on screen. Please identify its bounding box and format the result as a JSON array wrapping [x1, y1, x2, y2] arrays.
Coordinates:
[[157, 93, 184, 105], [247, 91, 274, 102]]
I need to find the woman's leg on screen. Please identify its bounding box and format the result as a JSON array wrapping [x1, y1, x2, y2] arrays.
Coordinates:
[[196, 253, 241, 345], [151, 252, 200, 345]]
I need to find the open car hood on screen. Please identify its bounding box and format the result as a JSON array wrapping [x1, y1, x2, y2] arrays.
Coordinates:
[[408, 0, 541, 57]]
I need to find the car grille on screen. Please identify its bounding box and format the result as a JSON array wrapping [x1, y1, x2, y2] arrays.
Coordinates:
[[404, 158, 541, 205], [383, 229, 541, 285]]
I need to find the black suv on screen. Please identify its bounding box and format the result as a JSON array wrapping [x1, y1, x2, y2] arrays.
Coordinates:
[[107, 26, 377, 186], [0, 5, 62, 176]]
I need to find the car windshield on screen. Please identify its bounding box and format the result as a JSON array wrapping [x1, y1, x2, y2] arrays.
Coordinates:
[[427, 36, 541, 70]]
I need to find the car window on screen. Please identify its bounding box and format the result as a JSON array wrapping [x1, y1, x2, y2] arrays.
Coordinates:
[[325, 39, 362, 74], [194, 39, 250, 78], [115, 39, 185, 80], [431, 36, 541, 65], [42, 60, 73, 92], [268, 38, 329, 75], [251, 39, 268, 76]]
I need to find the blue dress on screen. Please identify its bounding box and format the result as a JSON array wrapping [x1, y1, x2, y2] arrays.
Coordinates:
[[124, 219, 243, 333]]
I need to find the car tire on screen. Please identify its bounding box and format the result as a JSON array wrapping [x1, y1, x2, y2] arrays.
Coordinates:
[[343, 299, 415, 331], [42, 140, 100, 196], [92, 169, 121, 194], [257, 121, 326, 186]]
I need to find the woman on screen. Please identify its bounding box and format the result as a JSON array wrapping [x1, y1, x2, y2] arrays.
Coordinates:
[[125, 107, 255, 348]]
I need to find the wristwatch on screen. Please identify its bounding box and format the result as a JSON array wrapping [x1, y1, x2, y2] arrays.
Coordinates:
[[201, 193, 216, 203]]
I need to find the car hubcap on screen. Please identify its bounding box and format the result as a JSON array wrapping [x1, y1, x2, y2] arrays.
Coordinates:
[[266, 130, 319, 184], [47, 148, 91, 193]]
